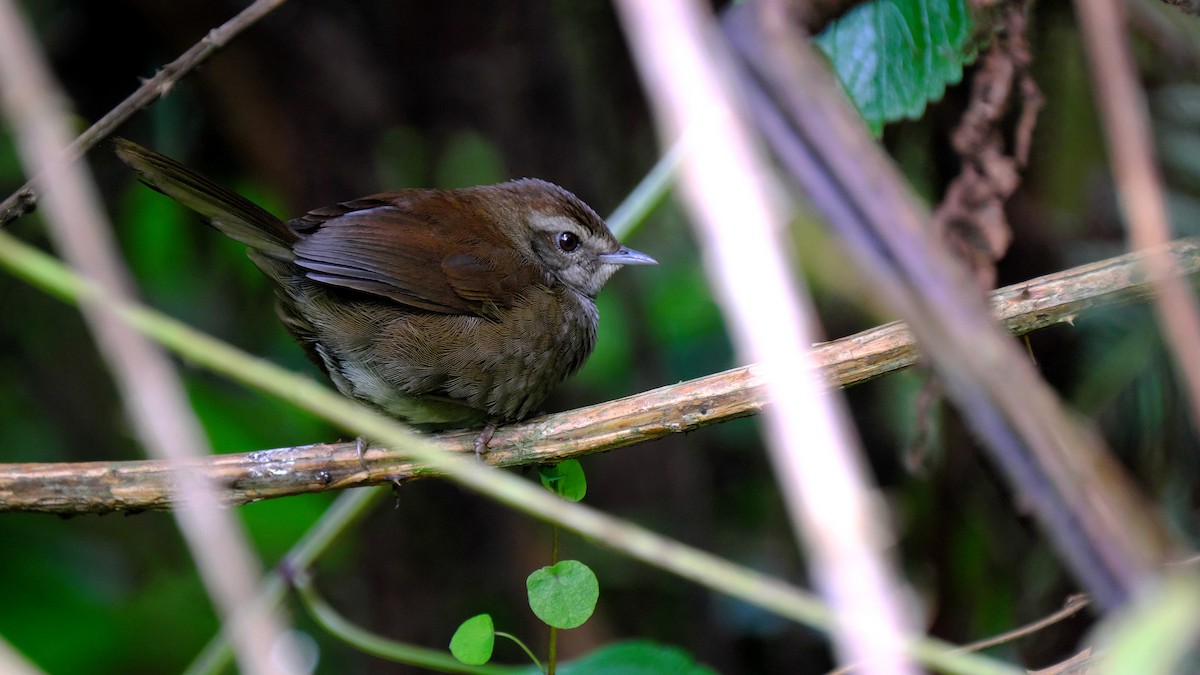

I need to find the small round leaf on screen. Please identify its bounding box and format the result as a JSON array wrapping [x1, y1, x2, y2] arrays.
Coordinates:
[[526, 560, 599, 629], [538, 460, 587, 502], [449, 613, 495, 665]]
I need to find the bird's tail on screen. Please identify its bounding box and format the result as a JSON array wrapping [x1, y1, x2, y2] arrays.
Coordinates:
[[113, 138, 298, 260]]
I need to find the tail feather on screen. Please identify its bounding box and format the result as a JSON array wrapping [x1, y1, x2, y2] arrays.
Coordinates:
[[113, 138, 298, 260]]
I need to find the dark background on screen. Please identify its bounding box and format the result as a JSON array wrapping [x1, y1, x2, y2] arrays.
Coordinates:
[[2, 1, 1199, 672]]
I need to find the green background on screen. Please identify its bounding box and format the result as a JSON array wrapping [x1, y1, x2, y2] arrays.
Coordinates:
[[2, 1, 1199, 672]]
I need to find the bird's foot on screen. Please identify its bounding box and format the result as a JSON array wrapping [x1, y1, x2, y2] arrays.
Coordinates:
[[473, 420, 499, 460]]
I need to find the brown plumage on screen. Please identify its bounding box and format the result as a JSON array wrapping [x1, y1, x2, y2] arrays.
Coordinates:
[[114, 139, 655, 432]]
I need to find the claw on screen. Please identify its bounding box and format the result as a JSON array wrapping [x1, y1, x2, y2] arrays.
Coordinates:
[[473, 420, 498, 460]]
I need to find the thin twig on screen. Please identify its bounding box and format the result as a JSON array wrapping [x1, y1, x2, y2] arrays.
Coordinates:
[[3, 234, 1200, 513], [1074, 0, 1200, 438], [0, 0, 288, 227], [826, 596, 1090, 675], [956, 595, 1091, 655], [0, 3, 292, 674]]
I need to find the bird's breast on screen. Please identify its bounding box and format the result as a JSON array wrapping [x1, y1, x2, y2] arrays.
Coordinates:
[[317, 284, 600, 425]]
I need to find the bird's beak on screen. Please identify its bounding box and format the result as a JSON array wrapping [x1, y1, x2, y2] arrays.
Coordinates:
[[599, 245, 657, 266]]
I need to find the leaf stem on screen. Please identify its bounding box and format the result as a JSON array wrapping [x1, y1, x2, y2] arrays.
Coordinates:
[[494, 632, 544, 674], [294, 572, 521, 673]]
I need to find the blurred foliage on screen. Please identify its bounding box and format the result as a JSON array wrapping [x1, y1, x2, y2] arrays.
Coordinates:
[[555, 639, 719, 675], [2, 1, 1200, 674]]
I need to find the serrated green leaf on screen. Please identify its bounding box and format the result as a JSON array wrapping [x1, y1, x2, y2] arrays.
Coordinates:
[[449, 613, 495, 665], [556, 639, 718, 675], [538, 460, 587, 502], [526, 560, 599, 629], [816, 0, 975, 135]]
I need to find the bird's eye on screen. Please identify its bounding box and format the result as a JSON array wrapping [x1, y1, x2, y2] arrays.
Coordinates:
[[557, 231, 581, 252]]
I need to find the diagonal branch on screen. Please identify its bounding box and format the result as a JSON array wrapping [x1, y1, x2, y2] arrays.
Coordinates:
[[1074, 0, 1200, 436], [723, 4, 1172, 609], [0, 0, 288, 227], [4, 236, 1199, 514]]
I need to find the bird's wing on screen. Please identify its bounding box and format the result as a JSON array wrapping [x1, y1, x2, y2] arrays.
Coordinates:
[[290, 193, 545, 319]]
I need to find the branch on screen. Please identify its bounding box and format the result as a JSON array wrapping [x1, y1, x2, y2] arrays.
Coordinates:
[[0, 2, 294, 672], [1159, 0, 1200, 14], [618, 1, 917, 669], [0, 0, 288, 227], [4, 236, 1199, 514], [723, 4, 1171, 609], [1075, 0, 1200, 440]]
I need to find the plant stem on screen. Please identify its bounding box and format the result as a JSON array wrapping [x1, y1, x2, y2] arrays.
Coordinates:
[[185, 487, 386, 675], [494, 632, 544, 673], [294, 573, 521, 673]]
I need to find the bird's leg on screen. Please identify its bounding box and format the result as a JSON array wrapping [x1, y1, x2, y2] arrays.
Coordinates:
[[473, 420, 499, 459]]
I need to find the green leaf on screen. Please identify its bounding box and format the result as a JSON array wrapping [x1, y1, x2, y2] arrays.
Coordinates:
[[815, 0, 975, 135], [538, 460, 587, 502], [526, 560, 599, 629], [556, 639, 718, 675], [449, 613, 495, 665]]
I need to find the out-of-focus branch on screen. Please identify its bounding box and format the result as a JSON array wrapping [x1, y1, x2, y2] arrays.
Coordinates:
[[0, 638, 42, 675], [1132, 0, 1200, 70], [1074, 0, 1200, 436], [616, 0, 918, 671], [0, 0, 287, 227], [722, 2, 1175, 610], [2, 235, 1199, 513], [783, 0, 870, 34], [0, 3, 293, 674], [1158, 0, 1200, 14]]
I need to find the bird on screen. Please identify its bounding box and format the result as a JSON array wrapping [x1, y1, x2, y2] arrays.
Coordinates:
[[113, 138, 655, 452]]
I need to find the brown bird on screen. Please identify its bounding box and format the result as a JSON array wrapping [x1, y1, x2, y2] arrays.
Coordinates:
[[114, 139, 655, 450]]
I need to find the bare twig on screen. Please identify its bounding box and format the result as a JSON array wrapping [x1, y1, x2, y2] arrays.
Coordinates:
[[615, 1, 918, 672], [1074, 0, 1200, 437], [828, 595, 1091, 674], [0, 3, 292, 674], [0, 0, 287, 227], [3, 235, 1200, 513], [957, 595, 1090, 655], [831, 498, 1200, 675]]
